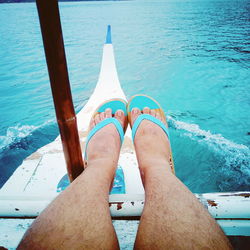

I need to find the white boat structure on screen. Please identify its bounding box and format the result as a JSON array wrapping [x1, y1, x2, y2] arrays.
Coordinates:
[[0, 3, 249, 249]]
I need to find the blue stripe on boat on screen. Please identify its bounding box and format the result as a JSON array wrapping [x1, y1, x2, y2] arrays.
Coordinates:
[[106, 25, 112, 44]]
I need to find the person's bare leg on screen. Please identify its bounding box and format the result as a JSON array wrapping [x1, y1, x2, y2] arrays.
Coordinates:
[[18, 108, 126, 250], [132, 107, 232, 250]]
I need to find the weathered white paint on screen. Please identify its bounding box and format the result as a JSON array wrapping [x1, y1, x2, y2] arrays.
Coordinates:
[[0, 192, 249, 221], [198, 192, 250, 219]]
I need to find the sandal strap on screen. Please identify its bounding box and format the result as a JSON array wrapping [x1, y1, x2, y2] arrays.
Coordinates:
[[84, 118, 124, 160], [132, 114, 169, 142]]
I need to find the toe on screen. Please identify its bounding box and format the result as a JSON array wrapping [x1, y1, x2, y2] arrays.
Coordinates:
[[131, 108, 141, 126], [105, 108, 112, 118], [95, 114, 101, 124], [156, 111, 161, 120], [143, 107, 150, 114], [89, 117, 96, 130], [150, 109, 156, 117], [100, 111, 105, 121], [114, 109, 125, 128]]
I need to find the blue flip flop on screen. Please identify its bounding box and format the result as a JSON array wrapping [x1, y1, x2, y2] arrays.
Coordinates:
[[127, 94, 175, 173], [127, 95, 169, 141], [84, 99, 127, 160]]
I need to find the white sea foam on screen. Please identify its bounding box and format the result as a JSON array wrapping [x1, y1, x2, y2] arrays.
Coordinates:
[[168, 116, 250, 177], [0, 120, 55, 151], [168, 116, 248, 151], [0, 125, 37, 149]]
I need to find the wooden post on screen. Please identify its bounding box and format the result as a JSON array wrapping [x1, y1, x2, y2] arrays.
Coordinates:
[[36, 0, 84, 181]]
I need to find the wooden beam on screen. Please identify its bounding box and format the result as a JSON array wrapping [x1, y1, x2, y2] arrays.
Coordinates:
[[36, 0, 84, 181]]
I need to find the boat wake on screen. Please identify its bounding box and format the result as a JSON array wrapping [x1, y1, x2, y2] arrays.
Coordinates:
[[0, 124, 38, 152], [0, 120, 55, 152], [168, 116, 250, 190], [168, 116, 248, 151], [0, 120, 58, 188]]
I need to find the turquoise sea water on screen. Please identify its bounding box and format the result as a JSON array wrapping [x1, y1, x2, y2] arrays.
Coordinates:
[[0, 0, 249, 193]]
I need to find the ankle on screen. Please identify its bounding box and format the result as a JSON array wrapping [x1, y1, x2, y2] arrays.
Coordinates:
[[139, 158, 172, 173], [86, 156, 118, 169]]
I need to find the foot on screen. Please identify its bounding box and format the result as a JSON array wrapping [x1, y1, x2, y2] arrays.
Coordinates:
[[131, 107, 173, 173], [85, 108, 127, 167]]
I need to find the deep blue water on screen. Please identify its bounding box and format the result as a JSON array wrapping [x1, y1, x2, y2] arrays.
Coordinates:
[[0, 0, 249, 192]]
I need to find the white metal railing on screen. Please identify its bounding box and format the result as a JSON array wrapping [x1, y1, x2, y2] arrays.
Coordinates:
[[0, 192, 249, 236]]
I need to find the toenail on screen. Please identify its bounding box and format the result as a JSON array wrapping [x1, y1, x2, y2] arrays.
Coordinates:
[[132, 108, 138, 114], [105, 108, 112, 112]]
